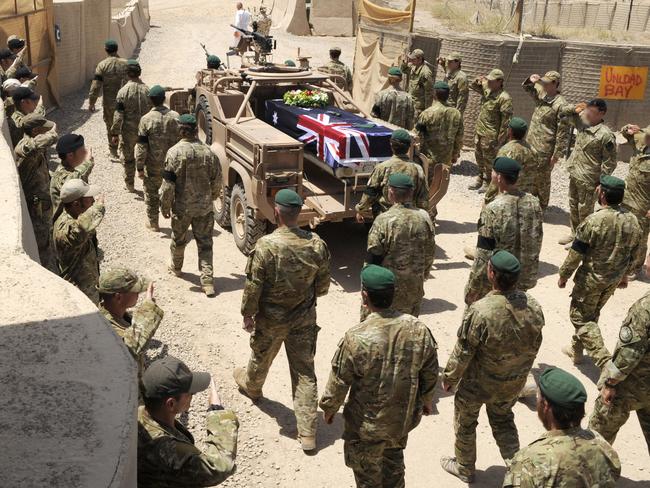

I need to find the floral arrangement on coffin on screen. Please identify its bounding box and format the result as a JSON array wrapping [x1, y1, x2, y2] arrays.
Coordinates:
[[283, 89, 329, 108]]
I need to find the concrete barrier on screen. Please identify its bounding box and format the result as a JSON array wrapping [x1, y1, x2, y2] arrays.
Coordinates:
[[0, 99, 138, 487]]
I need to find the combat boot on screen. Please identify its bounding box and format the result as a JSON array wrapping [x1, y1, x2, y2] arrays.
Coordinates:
[[145, 219, 160, 232], [558, 232, 574, 245], [477, 180, 489, 194], [562, 344, 584, 365], [464, 245, 476, 260], [233, 367, 262, 401], [125, 183, 136, 193], [299, 435, 316, 452], [109, 147, 120, 162], [202, 283, 216, 297], [168, 261, 182, 277], [518, 373, 537, 398], [468, 175, 483, 190], [440, 456, 475, 483]]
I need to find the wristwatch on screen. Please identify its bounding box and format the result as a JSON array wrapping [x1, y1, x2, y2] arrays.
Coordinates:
[[207, 404, 224, 412]]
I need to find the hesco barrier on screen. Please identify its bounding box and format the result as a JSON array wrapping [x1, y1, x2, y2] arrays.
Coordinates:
[[0, 99, 138, 487]]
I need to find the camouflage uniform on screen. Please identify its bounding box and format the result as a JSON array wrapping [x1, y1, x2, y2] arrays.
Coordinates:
[[589, 291, 650, 450], [366, 203, 435, 317], [49, 159, 95, 210], [320, 310, 438, 488], [415, 100, 463, 166], [444, 290, 545, 479], [522, 78, 570, 209], [160, 137, 218, 286], [484, 139, 539, 205], [111, 79, 152, 187], [445, 69, 469, 116], [14, 127, 59, 269], [240, 227, 330, 438], [400, 62, 434, 119], [88, 54, 127, 156], [465, 191, 543, 303], [324, 59, 353, 90], [355, 155, 429, 216], [135, 106, 180, 225], [9, 104, 46, 148], [559, 206, 642, 367], [470, 79, 513, 183], [137, 405, 238, 487], [52, 202, 105, 304], [560, 105, 617, 233], [371, 86, 415, 130], [503, 427, 621, 487]]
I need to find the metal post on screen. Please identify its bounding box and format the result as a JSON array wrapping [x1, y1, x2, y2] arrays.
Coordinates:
[[626, 0, 634, 30], [234, 80, 257, 124], [409, 0, 417, 33], [514, 0, 524, 33]]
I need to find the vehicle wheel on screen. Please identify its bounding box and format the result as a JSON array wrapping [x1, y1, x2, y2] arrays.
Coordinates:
[[214, 173, 231, 228], [230, 183, 266, 255], [196, 95, 212, 145]]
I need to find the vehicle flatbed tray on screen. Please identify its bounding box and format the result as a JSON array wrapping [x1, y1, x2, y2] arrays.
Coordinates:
[[227, 118, 300, 147]]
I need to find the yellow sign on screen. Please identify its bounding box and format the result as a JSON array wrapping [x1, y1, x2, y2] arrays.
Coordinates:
[[599, 65, 648, 100]]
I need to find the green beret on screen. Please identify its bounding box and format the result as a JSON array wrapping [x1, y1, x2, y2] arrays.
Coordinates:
[[361, 264, 395, 291], [509, 117, 528, 131], [539, 367, 587, 407], [127, 58, 140, 67], [149, 85, 165, 98], [105, 39, 118, 50], [97, 268, 150, 294], [207, 55, 221, 67], [179, 114, 197, 125], [490, 250, 520, 274], [493, 156, 521, 177], [284, 59, 296, 67], [275, 188, 303, 207], [434, 80, 449, 90], [600, 174, 625, 191], [388, 67, 402, 77], [388, 172, 414, 189], [391, 129, 412, 144]]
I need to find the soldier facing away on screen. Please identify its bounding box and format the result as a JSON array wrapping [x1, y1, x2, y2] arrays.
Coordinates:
[[135, 85, 180, 231], [400, 48, 433, 120], [323, 47, 353, 91], [160, 114, 219, 297], [9, 86, 45, 147], [88, 39, 127, 160], [50, 134, 95, 210], [442, 251, 545, 483], [438, 52, 469, 116], [371, 67, 415, 130], [320, 265, 439, 488], [559, 175, 642, 367], [503, 367, 621, 487]]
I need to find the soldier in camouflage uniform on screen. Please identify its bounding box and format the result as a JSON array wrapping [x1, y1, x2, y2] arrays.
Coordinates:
[[9, 86, 44, 147], [88, 39, 127, 160], [442, 251, 544, 483], [323, 47, 353, 91], [138, 356, 238, 487], [160, 114, 219, 297], [0, 48, 16, 87], [484, 117, 539, 205], [469, 69, 513, 191], [52, 179, 105, 304], [14, 113, 58, 270], [589, 291, 650, 451], [111, 59, 152, 192], [50, 134, 95, 210], [559, 98, 617, 244], [366, 173, 435, 318], [559, 175, 642, 367], [234, 189, 330, 452], [465, 157, 543, 305], [400, 49, 434, 120], [98, 268, 164, 378], [523, 71, 570, 209], [504, 367, 621, 487], [371, 67, 415, 130], [355, 129, 428, 220], [320, 264, 438, 488], [438, 52, 469, 116], [135, 85, 180, 231]]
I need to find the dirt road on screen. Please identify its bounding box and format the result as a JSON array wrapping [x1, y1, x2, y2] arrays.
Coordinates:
[[50, 1, 648, 486]]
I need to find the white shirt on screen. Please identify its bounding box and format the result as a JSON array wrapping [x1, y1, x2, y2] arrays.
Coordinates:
[[233, 8, 252, 46]]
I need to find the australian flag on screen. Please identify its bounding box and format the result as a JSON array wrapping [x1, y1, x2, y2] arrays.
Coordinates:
[[266, 100, 393, 169]]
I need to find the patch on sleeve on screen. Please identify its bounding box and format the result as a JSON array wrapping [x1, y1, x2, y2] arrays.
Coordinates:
[[619, 325, 633, 343]]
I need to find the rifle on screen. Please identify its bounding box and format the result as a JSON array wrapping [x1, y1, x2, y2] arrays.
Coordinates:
[[230, 24, 276, 54], [200, 43, 210, 57]]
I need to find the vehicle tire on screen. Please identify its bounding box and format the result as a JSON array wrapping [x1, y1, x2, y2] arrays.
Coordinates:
[[214, 167, 231, 228], [196, 95, 212, 145], [230, 183, 266, 255]]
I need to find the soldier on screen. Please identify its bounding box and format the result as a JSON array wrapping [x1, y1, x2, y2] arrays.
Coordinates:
[[558, 98, 617, 245], [320, 265, 438, 488], [234, 189, 330, 452], [559, 175, 642, 367], [207, 54, 223, 70], [371, 67, 415, 130], [438, 52, 469, 116], [1, 78, 20, 116], [14, 113, 58, 270], [50, 134, 95, 209], [523, 71, 570, 210], [253, 5, 272, 36], [7, 35, 26, 57], [620, 124, 650, 279], [97, 268, 164, 377], [52, 179, 105, 304], [324, 47, 353, 91], [400, 48, 433, 120], [503, 367, 621, 487], [465, 157, 543, 305], [484, 117, 538, 205], [135, 85, 180, 231], [441, 251, 545, 483], [111, 58, 152, 192], [589, 291, 650, 451], [355, 129, 428, 221], [0, 48, 15, 85], [9, 86, 43, 147], [366, 173, 435, 318], [88, 39, 127, 161], [469, 69, 513, 192], [138, 356, 238, 487], [5, 36, 26, 78], [160, 114, 219, 296]]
